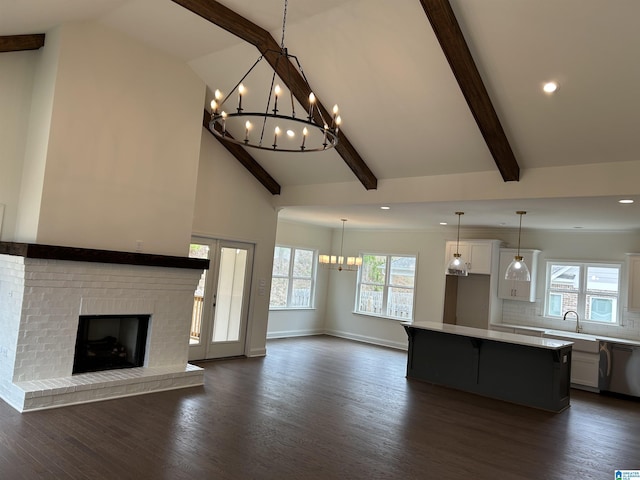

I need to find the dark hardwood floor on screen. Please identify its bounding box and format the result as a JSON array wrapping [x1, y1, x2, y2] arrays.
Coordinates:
[[1, 335, 638, 479]]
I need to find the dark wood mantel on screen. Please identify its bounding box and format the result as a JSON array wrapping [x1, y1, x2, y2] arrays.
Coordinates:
[[0, 242, 209, 270]]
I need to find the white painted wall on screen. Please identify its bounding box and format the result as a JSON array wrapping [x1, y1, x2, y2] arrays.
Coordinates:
[[17, 22, 205, 256], [0, 51, 37, 241], [324, 228, 452, 350], [192, 131, 278, 357], [267, 220, 332, 338]]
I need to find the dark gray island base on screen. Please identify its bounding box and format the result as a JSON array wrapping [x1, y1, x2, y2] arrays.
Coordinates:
[[403, 322, 573, 413]]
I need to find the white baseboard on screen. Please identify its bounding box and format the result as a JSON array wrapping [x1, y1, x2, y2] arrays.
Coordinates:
[[266, 328, 324, 339], [265, 329, 408, 351], [323, 329, 408, 351]]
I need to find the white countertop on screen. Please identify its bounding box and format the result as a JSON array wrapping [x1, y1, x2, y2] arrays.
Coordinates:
[[498, 323, 640, 347], [405, 321, 573, 350]]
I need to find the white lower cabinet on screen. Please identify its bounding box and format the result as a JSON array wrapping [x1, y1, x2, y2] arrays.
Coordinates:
[[571, 351, 600, 389]]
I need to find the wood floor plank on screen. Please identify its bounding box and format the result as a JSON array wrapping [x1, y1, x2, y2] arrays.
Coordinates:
[[0, 335, 638, 479]]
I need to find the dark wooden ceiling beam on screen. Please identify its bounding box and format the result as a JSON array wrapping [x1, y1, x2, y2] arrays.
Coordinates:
[[202, 110, 281, 195], [419, 0, 520, 182], [0, 34, 45, 52], [173, 0, 378, 190]]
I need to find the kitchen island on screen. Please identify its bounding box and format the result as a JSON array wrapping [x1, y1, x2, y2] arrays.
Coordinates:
[[403, 321, 573, 412]]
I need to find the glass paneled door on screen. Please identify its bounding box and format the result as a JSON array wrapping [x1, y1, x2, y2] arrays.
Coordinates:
[[188, 237, 254, 360]]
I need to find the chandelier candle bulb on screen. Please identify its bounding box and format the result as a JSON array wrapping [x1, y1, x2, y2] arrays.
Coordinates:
[[335, 115, 341, 134], [273, 126, 280, 149], [308, 92, 316, 119], [332, 104, 339, 127], [301, 127, 308, 150], [244, 121, 251, 143], [210, 99, 218, 114], [238, 83, 245, 112], [221, 111, 227, 134], [273, 85, 281, 114]]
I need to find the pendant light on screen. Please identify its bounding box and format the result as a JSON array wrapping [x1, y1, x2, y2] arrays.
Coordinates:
[[505, 211, 531, 281], [318, 219, 362, 272], [446, 212, 468, 276]]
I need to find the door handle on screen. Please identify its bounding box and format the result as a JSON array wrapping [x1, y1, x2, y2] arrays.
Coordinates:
[[212, 294, 217, 308]]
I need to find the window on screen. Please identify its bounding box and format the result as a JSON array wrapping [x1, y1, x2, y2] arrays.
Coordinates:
[[270, 246, 316, 309], [545, 262, 621, 324], [356, 254, 417, 320]]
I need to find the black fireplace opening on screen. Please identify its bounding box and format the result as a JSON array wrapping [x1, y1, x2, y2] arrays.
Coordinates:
[[73, 314, 150, 374]]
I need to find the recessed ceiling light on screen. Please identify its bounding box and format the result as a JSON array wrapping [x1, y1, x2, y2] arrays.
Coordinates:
[[440, 222, 448, 226], [619, 199, 634, 204], [543, 81, 558, 94], [380, 206, 390, 210]]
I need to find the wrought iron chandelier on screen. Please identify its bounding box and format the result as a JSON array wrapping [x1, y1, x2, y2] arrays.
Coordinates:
[[208, 0, 341, 152]]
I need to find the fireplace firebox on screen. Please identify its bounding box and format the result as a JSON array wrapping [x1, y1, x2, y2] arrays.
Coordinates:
[[73, 315, 150, 374]]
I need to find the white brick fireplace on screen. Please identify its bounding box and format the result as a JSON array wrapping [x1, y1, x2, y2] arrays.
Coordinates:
[[0, 243, 208, 412]]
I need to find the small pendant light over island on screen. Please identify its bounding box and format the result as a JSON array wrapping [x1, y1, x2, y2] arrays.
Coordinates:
[[446, 212, 468, 276], [505, 211, 531, 282]]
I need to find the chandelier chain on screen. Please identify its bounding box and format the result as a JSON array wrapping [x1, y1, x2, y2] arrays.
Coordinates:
[[280, 0, 288, 50]]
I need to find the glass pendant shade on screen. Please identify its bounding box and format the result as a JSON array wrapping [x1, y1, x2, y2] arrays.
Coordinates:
[[446, 253, 468, 276], [504, 211, 531, 282], [505, 255, 531, 281]]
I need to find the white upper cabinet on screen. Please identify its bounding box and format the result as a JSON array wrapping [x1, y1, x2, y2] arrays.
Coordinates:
[[445, 240, 500, 275], [497, 248, 541, 302]]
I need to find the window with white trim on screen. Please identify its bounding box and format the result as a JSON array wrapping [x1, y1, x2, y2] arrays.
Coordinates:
[[545, 261, 621, 324], [355, 254, 417, 320], [270, 246, 316, 309]]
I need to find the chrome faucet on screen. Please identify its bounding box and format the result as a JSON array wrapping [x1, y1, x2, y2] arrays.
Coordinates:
[[563, 310, 582, 333]]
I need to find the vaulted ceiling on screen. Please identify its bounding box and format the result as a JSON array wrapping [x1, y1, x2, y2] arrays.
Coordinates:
[[3, 0, 640, 230]]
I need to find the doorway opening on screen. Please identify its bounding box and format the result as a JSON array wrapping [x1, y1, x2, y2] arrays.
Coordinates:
[[188, 238, 254, 360]]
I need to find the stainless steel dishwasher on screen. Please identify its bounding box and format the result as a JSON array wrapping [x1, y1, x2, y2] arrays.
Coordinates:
[[599, 341, 640, 397]]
